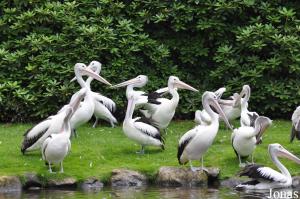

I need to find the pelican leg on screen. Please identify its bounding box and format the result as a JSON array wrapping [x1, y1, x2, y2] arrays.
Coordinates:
[[251, 154, 254, 164], [48, 162, 53, 173], [201, 156, 204, 170], [238, 155, 245, 167], [72, 129, 78, 138], [136, 145, 145, 154], [164, 129, 167, 135], [60, 161, 64, 173], [93, 118, 98, 128]]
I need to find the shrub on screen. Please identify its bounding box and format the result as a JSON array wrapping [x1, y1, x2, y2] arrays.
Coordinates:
[[0, 1, 299, 122]]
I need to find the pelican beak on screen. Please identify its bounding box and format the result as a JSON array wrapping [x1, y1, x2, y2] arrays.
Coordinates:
[[81, 68, 111, 86], [278, 147, 300, 164], [175, 80, 198, 92], [70, 77, 77, 82], [210, 98, 233, 130], [111, 77, 140, 88]]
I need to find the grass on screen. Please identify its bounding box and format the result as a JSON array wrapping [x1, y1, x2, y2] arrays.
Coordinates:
[[0, 120, 300, 184]]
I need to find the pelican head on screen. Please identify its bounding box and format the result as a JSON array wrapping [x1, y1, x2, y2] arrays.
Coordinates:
[[73, 63, 111, 86], [88, 61, 102, 74], [168, 76, 198, 92], [112, 75, 148, 88], [269, 143, 300, 164], [203, 91, 233, 130]]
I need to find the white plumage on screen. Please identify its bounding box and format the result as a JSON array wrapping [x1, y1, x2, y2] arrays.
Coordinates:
[[177, 91, 232, 171], [232, 116, 272, 167], [122, 92, 164, 154], [21, 63, 101, 153]]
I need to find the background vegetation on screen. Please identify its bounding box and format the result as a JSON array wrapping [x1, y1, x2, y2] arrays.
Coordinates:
[[0, 0, 300, 122]]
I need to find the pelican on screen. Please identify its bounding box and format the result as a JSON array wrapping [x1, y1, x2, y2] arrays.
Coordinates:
[[240, 85, 259, 127], [123, 92, 164, 154], [42, 88, 86, 173], [69, 62, 112, 135], [236, 143, 300, 190], [195, 87, 226, 125], [231, 116, 272, 167], [140, 76, 198, 130], [86, 61, 117, 128], [112, 75, 149, 106], [177, 91, 233, 171], [290, 106, 300, 142], [21, 63, 107, 153]]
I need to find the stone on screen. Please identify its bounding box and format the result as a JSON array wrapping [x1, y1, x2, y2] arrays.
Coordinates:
[[292, 176, 300, 188], [111, 169, 147, 187], [47, 177, 77, 188], [22, 173, 42, 189], [80, 177, 103, 192], [156, 166, 208, 187], [221, 177, 246, 188], [0, 176, 22, 192]]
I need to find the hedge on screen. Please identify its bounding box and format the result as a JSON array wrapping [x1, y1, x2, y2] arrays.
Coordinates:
[[0, 0, 300, 122]]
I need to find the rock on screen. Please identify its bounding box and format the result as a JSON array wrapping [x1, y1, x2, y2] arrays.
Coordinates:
[[0, 176, 22, 192], [156, 166, 208, 187], [204, 167, 220, 186], [292, 176, 300, 188], [111, 169, 147, 187], [221, 177, 245, 188], [80, 177, 103, 192], [22, 173, 42, 189], [47, 177, 77, 188]]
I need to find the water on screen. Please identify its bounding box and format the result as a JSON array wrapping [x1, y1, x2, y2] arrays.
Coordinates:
[[0, 186, 299, 199]]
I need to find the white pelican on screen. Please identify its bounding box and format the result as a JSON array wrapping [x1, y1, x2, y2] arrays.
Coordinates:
[[236, 143, 300, 190], [85, 61, 117, 128], [69, 62, 112, 135], [290, 106, 300, 142], [177, 91, 233, 171], [21, 63, 107, 153], [123, 92, 164, 154], [41, 88, 86, 173], [240, 85, 259, 127], [140, 76, 198, 130], [194, 87, 226, 125], [231, 116, 272, 167]]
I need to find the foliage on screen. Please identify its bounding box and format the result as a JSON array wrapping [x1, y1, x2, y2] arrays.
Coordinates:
[[1, 121, 299, 182], [0, 1, 300, 121]]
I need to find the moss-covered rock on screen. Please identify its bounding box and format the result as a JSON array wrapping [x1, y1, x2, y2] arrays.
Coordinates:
[[156, 166, 208, 187], [0, 176, 22, 192]]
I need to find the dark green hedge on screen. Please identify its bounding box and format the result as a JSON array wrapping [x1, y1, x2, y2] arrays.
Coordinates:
[[0, 1, 300, 122]]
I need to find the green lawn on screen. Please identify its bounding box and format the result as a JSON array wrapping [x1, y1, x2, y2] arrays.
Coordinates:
[[0, 120, 299, 183]]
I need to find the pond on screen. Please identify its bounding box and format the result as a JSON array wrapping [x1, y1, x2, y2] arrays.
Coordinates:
[[1, 186, 299, 199]]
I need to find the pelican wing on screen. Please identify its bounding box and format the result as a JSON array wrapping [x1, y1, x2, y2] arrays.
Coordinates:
[[214, 87, 226, 99], [231, 130, 239, 158], [142, 91, 164, 105], [249, 112, 259, 127], [291, 107, 300, 142], [92, 92, 116, 112], [194, 110, 202, 124], [21, 118, 52, 154], [134, 119, 163, 143], [177, 128, 198, 164], [239, 164, 287, 183]]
